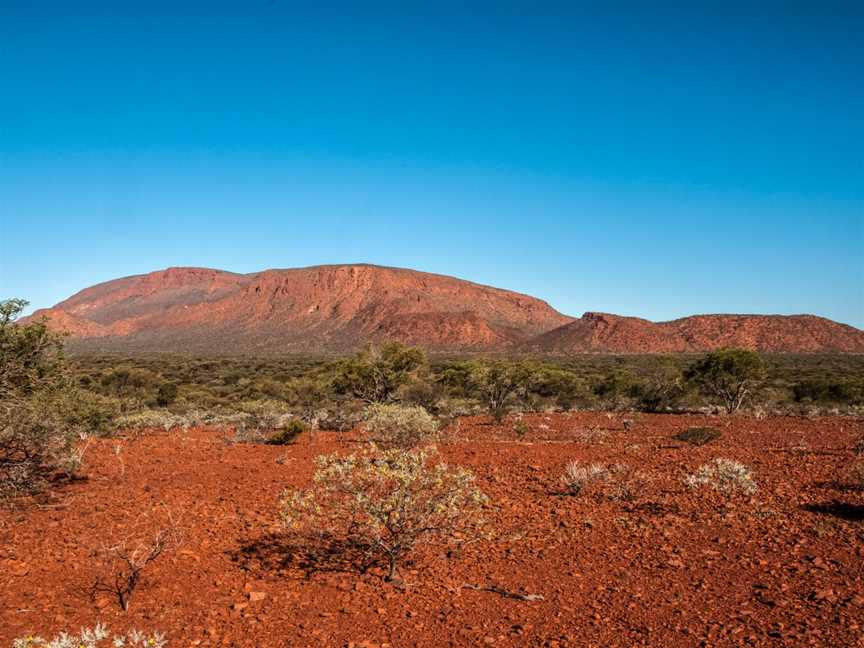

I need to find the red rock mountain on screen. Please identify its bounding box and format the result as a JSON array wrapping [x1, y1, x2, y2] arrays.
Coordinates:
[[28, 265, 864, 354], [525, 312, 864, 353], [29, 265, 572, 354]]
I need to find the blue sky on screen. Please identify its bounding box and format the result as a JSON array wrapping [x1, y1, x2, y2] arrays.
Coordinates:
[[1, 2, 862, 327]]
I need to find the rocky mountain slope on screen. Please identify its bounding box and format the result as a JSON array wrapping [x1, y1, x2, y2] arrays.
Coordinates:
[[525, 311, 864, 353], [27, 265, 864, 354], [28, 265, 572, 354]]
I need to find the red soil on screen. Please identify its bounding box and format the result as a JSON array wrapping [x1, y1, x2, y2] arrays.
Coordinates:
[[2, 413, 863, 647]]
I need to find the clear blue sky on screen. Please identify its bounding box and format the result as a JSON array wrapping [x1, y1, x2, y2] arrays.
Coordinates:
[[1, 1, 862, 327]]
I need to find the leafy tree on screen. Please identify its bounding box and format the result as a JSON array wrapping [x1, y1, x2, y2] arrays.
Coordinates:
[[331, 341, 426, 403], [685, 349, 766, 414], [469, 360, 533, 422], [592, 369, 642, 411], [529, 367, 585, 411], [637, 359, 685, 412], [0, 299, 83, 496]]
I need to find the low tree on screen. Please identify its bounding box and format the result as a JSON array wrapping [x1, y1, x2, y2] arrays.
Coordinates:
[[281, 447, 489, 582], [637, 360, 685, 412], [155, 382, 178, 407], [331, 341, 427, 404], [685, 349, 766, 414], [592, 369, 642, 411], [470, 360, 533, 422], [529, 367, 586, 411]]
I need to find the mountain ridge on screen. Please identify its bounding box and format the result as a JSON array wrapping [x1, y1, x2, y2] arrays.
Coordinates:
[[25, 264, 864, 354]]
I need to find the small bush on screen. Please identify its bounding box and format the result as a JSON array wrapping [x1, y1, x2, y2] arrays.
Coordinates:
[[237, 399, 293, 430], [317, 405, 364, 432], [281, 446, 489, 581], [674, 426, 722, 446], [13, 623, 166, 647], [684, 458, 757, 495], [364, 403, 438, 448], [115, 410, 186, 433], [155, 382, 179, 407], [560, 461, 609, 495], [513, 419, 529, 440], [268, 419, 307, 445]]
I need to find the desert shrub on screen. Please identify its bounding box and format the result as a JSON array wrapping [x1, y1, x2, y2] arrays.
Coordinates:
[[284, 375, 330, 421], [853, 436, 864, 456], [792, 379, 864, 406], [685, 349, 766, 414], [331, 341, 427, 403], [115, 410, 186, 433], [268, 419, 307, 445], [529, 367, 586, 411], [0, 402, 84, 497], [155, 382, 178, 407], [13, 624, 166, 648], [560, 461, 609, 495], [236, 399, 293, 430], [364, 403, 438, 448], [98, 367, 161, 403], [674, 426, 722, 446], [316, 406, 363, 432], [281, 446, 489, 581], [469, 360, 533, 422], [637, 361, 685, 412], [1, 299, 91, 497], [513, 418, 529, 440], [684, 458, 757, 495], [436, 361, 478, 398], [398, 373, 444, 412], [51, 389, 121, 436], [592, 369, 643, 411]]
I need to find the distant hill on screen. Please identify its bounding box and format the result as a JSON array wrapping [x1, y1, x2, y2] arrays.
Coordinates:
[[26, 265, 864, 354], [523, 311, 864, 354]]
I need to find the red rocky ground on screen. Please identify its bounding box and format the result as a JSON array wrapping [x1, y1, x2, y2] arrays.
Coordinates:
[[2, 413, 863, 647]]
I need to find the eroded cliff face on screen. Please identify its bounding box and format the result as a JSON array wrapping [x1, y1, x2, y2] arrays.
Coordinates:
[[28, 264, 572, 353], [28, 264, 864, 354]]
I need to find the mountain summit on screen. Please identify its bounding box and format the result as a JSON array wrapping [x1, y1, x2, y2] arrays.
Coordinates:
[[28, 265, 864, 354]]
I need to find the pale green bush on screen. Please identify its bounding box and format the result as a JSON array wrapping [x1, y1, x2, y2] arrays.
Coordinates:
[[684, 458, 757, 495], [115, 410, 186, 433], [13, 623, 165, 647], [560, 461, 609, 495], [281, 446, 488, 581], [364, 403, 438, 448]]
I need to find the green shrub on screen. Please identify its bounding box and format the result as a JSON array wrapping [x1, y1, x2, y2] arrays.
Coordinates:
[[592, 369, 643, 411], [469, 360, 533, 422], [155, 382, 179, 407], [674, 426, 722, 446], [1, 299, 87, 497], [268, 419, 307, 445], [281, 446, 488, 581]]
